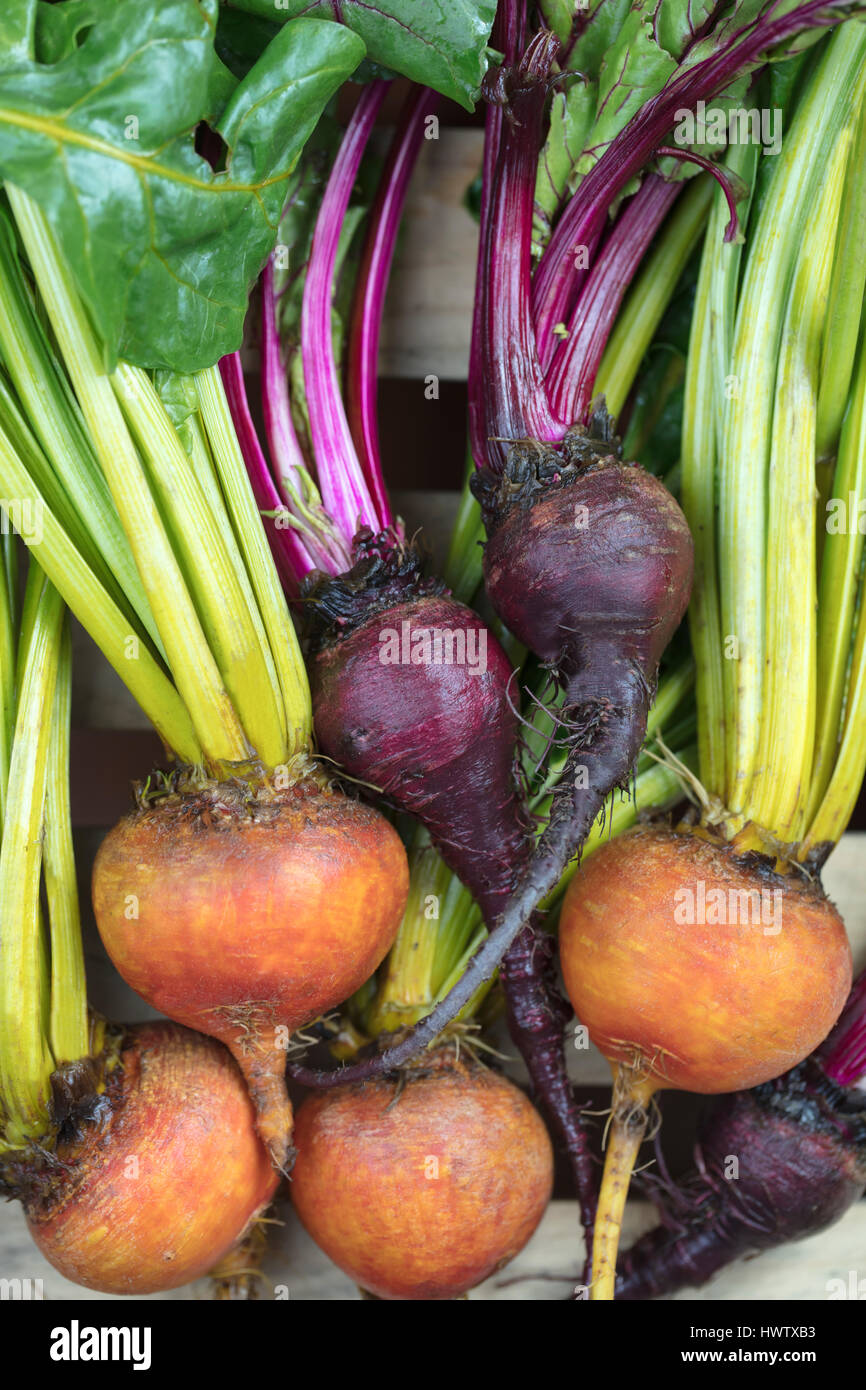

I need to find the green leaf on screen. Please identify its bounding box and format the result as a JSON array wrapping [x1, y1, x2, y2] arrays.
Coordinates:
[[536, 2, 679, 241], [0, 2, 365, 371], [652, 0, 720, 64], [34, 0, 113, 64], [153, 368, 202, 455], [568, 0, 634, 74], [215, 4, 280, 79], [534, 0, 635, 244], [539, 0, 575, 46], [225, 0, 497, 109], [535, 81, 595, 247], [582, 11, 677, 174], [533, 0, 839, 252], [0, 0, 35, 67]]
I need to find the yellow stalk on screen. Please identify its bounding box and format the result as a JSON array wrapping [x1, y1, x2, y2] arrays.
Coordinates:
[[748, 136, 849, 838]]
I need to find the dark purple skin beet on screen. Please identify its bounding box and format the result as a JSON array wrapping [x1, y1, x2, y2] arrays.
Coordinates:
[[501, 923, 600, 1250], [303, 537, 527, 924], [479, 419, 691, 1263], [472, 414, 694, 898], [616, 1061, 866, 1300], [480, 457, 690, 670]]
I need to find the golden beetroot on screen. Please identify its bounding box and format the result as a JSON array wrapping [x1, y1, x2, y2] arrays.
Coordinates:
[[93, 780, 408, 1168], [24, 1022, 279, 1295], [559, 825, 852, 1094], [290, 1050, 554, 1299], [559, 823, 853, 1298]]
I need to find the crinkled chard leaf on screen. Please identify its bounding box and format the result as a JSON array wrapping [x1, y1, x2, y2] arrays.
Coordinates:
[[0, 0, 365, 371], [536, 0, 685, 234], [224, 0, 497, 109], [581, 7, 678, 167], [652, 0, 721, 61]]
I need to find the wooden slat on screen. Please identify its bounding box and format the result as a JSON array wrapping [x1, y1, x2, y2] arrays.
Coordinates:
[[70, 731, 163, 826], [241, 129, 481, 383], [1, 1194, 863, 1301], [378, 129, 482, 380]]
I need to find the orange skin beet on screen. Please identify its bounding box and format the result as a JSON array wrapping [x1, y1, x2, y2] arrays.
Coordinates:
[[559, 824, 852, 1094], [290, 1053, 554, 1299], [26, 1022, 278, 1295], [92, 782, 408, 1166]]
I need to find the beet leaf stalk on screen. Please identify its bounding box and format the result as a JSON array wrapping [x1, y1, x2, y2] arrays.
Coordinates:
[[0, 560, 95, 1154]]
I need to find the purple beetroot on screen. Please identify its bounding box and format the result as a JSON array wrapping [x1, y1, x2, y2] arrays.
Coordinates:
[[616, 1064, 866, 1300], [304, 535, 528, 924], [472, 415, 694, 887], [617, 972, 866, 1299]]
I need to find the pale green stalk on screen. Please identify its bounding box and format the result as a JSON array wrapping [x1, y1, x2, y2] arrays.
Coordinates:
[[816, 91, 866, 460], [719, 26, 866, 816], [708, 143, 759, 459], [595, 177, 713, 419], [681, 303, 723, 801], [679, 148, 757, 800], [44, 621, 89, 1066], [7, 185, 245, 767], [0, 418, 200, 761], [750, 138, 848, 839], [431, 872, 482, 991], [185, 409, 289, 754], [806, 325, 866, 827], [113, 363, 288, 770], [443, 447, 485, 604], [196, 365, 312, 759], [804, 581, 866, 853], [0, 223, 158, 649], [0, 531, 16, 825], [368, 829, 457, 1032], [0, 372, 162, 659], [0, 574, 61, 1144]]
